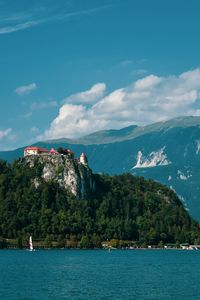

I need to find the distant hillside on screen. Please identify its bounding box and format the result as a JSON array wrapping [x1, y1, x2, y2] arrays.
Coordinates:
[[1, 116, 200, 221]]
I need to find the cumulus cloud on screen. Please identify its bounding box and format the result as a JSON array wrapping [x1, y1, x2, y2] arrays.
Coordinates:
[[133, 74, 162, 90], [0, 128, 12, 140], [15, 83, 37, 96], [41, 68, 200, 140], [63, 83, 106, 104]]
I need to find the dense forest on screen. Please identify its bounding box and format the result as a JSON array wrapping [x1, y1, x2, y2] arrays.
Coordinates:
[[0, 158, 199, 248]]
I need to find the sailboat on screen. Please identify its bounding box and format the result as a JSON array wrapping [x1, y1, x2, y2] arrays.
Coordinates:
[[29, 236, 35, 251]]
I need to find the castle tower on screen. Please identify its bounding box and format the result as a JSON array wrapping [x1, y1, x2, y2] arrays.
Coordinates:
[[50, 148, 58, 155], [79, 153, 88, 165]]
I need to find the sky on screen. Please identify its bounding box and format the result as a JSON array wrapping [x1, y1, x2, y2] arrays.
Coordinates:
[[1, 0, 200, 150]]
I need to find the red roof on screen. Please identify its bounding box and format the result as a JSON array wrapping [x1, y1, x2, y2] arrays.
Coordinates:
[[24, 146, 49, 152], [50, 148, 58, 154], [65, 149, 73, 153]]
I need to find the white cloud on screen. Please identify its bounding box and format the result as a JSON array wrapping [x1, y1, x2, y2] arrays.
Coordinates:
[[41, 68, 200, 140], [0, 6, 111, 35], [15, 83, 37, 96], [134, 74, 162, 90], [30, 100, 57, 110], [0, 128, 12, 140], [63, 83, 106, 104], [0, 21, 40, 35], [43, 104, 88, 139]]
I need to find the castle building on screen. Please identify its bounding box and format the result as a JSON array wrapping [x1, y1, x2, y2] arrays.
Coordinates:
[[24, 147, 88, 166], [24, 146, 49, 157], [79, 153, 88, 165], [50, 148, 58, 155]]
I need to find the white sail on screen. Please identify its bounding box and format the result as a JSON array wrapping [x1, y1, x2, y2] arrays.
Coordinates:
[[29, 236, 33, 251]]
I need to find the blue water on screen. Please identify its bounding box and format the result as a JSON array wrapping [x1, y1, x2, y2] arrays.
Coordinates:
[[0, 250, 200, 299]]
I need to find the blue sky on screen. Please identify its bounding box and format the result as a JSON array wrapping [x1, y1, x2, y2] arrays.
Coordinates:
[[1, 0, 200, 150]]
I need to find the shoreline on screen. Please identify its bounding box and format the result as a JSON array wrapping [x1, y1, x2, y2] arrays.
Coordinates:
[[0, 247, 199, 251]]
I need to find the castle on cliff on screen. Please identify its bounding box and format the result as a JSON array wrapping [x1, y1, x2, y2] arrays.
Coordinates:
[[24, 146, 88, 165]]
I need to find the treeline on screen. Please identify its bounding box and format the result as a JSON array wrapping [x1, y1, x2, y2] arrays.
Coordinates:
[[0, 159, 200, 248]]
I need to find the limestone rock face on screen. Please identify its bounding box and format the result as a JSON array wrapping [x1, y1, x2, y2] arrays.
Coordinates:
[[24, 154, 95, 199]]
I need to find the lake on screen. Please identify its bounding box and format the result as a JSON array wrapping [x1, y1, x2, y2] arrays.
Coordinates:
[[0, 249, 200, 299]]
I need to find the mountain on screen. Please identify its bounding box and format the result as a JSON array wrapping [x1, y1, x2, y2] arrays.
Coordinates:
[[1, 116, 200, 221], [0, 158, 200, 248], [45, 125, 138, 145]]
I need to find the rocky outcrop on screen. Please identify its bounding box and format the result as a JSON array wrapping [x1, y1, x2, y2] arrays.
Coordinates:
[[24, 154, 95, 199]]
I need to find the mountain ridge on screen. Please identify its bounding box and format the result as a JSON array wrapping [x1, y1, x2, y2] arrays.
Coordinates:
[[43, 116, 200, 145]]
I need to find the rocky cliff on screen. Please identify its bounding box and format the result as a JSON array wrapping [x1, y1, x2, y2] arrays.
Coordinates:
[[24, 154, 95, 199]]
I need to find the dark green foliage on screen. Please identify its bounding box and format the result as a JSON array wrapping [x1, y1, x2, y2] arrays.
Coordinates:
[[0, 160, 199, 248], [57, 147, 74, 158]]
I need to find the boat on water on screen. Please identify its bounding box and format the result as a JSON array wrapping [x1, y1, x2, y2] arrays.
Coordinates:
[[29, 236, 35, 251]]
